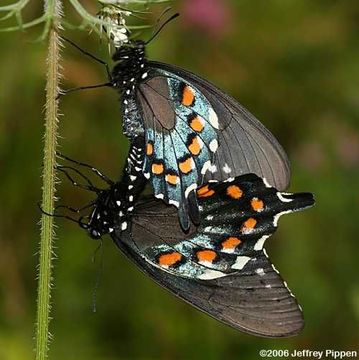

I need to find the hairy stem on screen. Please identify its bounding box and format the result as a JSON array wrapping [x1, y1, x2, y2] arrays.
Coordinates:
[[35, 0, 62, 359]]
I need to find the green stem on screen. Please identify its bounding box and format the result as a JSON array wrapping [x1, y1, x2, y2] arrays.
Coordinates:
[[35, 0, 61, 359]]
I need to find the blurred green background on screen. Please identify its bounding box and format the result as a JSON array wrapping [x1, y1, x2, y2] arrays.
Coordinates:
[[1, 0, 359, 359]]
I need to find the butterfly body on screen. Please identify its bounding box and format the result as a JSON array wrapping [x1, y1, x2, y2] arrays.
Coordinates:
[[112, 41, 147, 139], [109, 40, 291, 229], [82, 138, 146, 237]]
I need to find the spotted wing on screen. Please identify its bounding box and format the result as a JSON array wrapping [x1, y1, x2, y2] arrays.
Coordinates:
[[119, 174, 314, 280], [146, 61, 291, 189], [137, 72, 220, 229], [113, 176, 314, 337]]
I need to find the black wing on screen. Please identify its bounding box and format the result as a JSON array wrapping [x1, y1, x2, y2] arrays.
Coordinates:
[[113, 199, 304, 337], [111, 174, 314, 337]]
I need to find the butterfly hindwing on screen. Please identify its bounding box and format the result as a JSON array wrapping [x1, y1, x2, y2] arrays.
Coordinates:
[[147, 61, 291, 191], [138, 70, 220, 228], [121, 174, 313, 281], [136, 63, 291, 229], [112, 41, 291, 229]]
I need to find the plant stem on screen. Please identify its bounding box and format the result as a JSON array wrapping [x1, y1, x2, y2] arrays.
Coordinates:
[[35, 0, 62, 359]]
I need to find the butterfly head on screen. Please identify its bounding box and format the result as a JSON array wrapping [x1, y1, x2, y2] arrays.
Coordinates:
[[79, 188, 121, 240], [79, 192, 108, 239]]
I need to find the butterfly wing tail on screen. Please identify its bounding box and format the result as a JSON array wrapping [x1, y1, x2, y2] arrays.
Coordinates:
[[278, 192, 315, 213]]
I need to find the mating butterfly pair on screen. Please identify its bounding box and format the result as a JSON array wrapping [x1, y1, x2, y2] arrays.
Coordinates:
[[60, 29, 314, 337]]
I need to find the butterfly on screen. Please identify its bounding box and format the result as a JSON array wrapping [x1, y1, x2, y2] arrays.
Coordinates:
[[61, 158, 314, 337], [71, 21, 290, 231]]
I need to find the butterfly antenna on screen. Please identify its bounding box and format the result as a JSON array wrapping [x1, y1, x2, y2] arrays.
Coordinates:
[[92, 240, 104, 313], [145, 13, 180, 45], [153, 6, 173, 28]]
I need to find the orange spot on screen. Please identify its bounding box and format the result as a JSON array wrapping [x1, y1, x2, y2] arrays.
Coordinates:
[[152, 163, 164, 175], [188, 136, 202, 155], [251, 198, 264, 212], [182, 85, 195, 106], [226, 185, 243, 199], [165, 174, 178, 185], [197, 185, 209, 196], [222, 237, 242, 250], [197, 185, 215, 198], [190, 116, 204, 132], [179, 157, 194, 174], [241, 218, 257, 233], [159, 252, 182, 267], [197, 250, 217, 263], [146, 143, 153, 156]]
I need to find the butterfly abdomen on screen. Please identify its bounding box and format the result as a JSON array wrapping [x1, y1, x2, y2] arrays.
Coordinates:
[[110, 41, 151, 141]]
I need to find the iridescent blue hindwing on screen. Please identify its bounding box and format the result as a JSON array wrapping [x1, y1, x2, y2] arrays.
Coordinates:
[[136, 174, 314, 281], [138, 69, 220, 227]]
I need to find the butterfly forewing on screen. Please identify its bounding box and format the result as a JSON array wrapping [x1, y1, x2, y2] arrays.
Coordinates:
[[114, 209, 308, 337]]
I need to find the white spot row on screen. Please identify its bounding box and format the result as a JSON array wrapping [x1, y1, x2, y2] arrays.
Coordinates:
[[197, 269, 226, 280], [209, 108, 219, 129], [169, 200, 180, 208], [209, 139, 218, 153], [254, 235, 270, 251], [277, 192, 293, 203], [232, 256, 251, 270], [223, 163, 232, 174]]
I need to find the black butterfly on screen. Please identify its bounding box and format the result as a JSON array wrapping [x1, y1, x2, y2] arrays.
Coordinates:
[[65, 22, 290, 231], [111, 39, 290, 230], [58, 158, 314, 337]]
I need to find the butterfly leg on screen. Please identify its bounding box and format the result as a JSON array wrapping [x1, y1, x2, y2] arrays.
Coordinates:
[[38, 201, 89, 226], [58, 82, 113, 99], [57, 152, 114, 186], [57, 165, 101, 193], [55, 201, 96, 214], [58, 37, 114, 99], [61, 36, 112, 80]]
